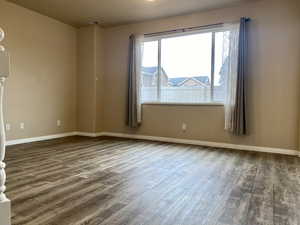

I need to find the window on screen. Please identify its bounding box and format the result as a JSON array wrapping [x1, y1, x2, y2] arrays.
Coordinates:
[[141, 28, 230, 104]]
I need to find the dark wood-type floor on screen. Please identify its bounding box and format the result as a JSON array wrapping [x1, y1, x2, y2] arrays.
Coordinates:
[[5, 136, 300, 225]]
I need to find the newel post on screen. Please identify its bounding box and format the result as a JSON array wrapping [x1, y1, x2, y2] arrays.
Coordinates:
[[0, 77, 7, 202], [0, 27, 11, 225]]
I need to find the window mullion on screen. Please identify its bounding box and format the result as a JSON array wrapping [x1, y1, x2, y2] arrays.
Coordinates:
[[157, 39, 162, 102], [210, 32, 216, 102]]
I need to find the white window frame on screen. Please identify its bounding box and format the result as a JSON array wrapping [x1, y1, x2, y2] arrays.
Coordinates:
[[142, 27, 229, 106]]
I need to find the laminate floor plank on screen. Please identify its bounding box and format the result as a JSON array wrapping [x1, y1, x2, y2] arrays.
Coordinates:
[[5, 136, 300, 225]]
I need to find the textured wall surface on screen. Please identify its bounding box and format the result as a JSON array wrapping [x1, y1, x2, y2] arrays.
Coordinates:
[[0, 0, 77, 140], [102, 0, 300, 150]]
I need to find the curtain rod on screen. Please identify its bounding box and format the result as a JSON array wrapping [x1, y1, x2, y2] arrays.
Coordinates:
[[144, 18, 251, 38]]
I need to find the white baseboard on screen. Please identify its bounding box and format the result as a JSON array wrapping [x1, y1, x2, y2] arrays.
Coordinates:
[[6, 131, 102, 146], [99, 132, 299, 156], [75, 132, 98, 137], [6, 132, 77, 146], [5, 131, 299, 157]]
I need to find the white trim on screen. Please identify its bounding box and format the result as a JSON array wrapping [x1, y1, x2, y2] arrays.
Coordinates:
[[99, 132, 299, 156], [75, 132, 98, 137], [5, 131, 100, 146], [142, 102, 224, 106], [6, 132, 77, 146], [5, 131, 299, 157], [0, 199, 11, 225], [144, 24, 227, 41]]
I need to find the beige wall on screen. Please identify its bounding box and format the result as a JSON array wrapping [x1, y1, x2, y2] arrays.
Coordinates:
[[95, 26, 105, 132], [1, 0, 300, 151], [0, 0, 77, 140], [102, 0, 300, 150], [77, 26, 96, 133], [77, 25, 104, 133], [0, 0, 104, 140]]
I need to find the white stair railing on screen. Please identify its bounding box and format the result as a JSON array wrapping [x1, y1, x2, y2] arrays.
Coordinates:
[[0, 27, 11, 225], [0, 77, 7, 202]]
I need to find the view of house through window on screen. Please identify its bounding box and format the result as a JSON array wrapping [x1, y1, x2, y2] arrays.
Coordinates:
[[141, 29, 230, 104]]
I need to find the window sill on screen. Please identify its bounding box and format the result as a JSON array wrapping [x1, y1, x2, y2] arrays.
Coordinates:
[[142, 102, 224, 106]]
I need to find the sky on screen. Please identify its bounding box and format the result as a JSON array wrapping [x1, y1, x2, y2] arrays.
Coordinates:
[[142, 32, 227, 84]]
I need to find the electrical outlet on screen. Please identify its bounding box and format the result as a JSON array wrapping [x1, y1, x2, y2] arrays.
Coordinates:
[[57, 120, 61, 127], [5, 123, 10, 131], [182, 123, 187, 132], [20, 122, 25, 130]]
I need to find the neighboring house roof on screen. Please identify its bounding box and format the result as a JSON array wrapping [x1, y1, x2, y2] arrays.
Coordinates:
[[169, 76, 210, 86], [142, 67, 167, 76], [142, 67, 157, 74], [142, 67, 210, 87]]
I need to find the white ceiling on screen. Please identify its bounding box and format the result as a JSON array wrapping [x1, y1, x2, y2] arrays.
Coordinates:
[[8, 0, 254, 27]]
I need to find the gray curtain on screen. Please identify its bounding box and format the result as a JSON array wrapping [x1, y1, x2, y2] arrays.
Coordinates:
[[232, 17, 249, 135], [127, 34, 143, 128]]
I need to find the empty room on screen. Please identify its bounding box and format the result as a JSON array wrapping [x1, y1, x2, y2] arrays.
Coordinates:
[[0, 0, 300, 224]]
